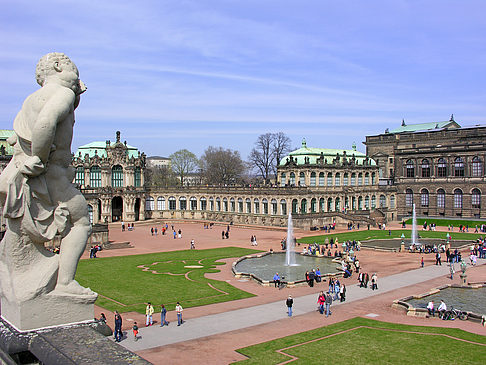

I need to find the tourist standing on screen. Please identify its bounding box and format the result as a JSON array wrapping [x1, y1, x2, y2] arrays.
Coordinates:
[[160, 305, 169, 326], [190, 239, 196, 249], [317, 291, 325, 314], [114, 311, 123, 342], [325, 291, 332, 317], [176, 302, 184, 326], [340, 284, 346, 302], [145, 302, 154, 326], [421, 256, 424, 268], [286, 295, 293, 317], [132, 322, 139, 341], [435, 252, 442, 265]]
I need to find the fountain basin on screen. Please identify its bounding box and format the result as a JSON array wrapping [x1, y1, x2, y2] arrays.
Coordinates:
[[233, 252, 343, 286]]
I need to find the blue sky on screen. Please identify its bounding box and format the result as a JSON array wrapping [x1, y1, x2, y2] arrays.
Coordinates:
[[1, 0, 486, 159]]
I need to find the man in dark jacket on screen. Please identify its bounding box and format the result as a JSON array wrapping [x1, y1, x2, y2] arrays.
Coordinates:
[[114, 311, 123, 342], [286, 295, 293, 317], [325, 292, 332, 317]]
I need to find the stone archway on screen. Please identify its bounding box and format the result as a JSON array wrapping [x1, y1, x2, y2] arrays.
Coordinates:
[[134, 198, 140, 221], [112, 196, 123, 222]]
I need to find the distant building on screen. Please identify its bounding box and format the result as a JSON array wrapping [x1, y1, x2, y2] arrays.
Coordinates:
[[365, 117, 486, 220], [146, 156, 171, 169]]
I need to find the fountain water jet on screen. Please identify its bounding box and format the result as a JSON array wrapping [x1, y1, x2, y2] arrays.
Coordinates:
[[285, 212, 298, 266], [411, 203, 418, 247]]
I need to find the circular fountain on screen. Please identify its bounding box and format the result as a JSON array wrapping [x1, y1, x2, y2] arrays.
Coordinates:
[[233, 213, 342, 285]]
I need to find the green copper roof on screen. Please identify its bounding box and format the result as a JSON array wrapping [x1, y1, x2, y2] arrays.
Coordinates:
[[75, 141, 139, 159], [279, 139, 375, 166], [0, 130, 15, 155], [389, 119, 461, 133]]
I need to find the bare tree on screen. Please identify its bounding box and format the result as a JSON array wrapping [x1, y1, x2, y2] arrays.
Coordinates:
[[200, 146, 246, 185], [145, 166, 178, 188], [169, 149, 199, 186], [248, 132, 292, 181], [248, 133, 274, 182]]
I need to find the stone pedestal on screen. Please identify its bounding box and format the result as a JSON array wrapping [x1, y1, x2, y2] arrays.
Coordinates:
[[1, 292, 96, 332], [400, 242, 405, 252], [460, 273, 467, 286]]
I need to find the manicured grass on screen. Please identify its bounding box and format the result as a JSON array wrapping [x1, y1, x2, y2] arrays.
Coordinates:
[[234, 317, 486, 364], [298, 229, 482, 245], [405, 218, 486, 228], [75, 247, 262, 314]]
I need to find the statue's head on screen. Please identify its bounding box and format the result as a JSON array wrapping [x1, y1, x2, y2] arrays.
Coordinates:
[[35, 52, 86, 95]]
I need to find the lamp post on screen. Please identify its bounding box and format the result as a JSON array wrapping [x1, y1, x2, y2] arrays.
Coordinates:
[[400, 233, 405, 252]]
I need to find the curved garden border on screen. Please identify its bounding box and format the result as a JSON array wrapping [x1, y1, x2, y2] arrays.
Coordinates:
[[232, 251, 344, 287], [392, 283, 486, 325]]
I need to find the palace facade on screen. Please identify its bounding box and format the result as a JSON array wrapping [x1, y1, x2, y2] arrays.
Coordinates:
[[365, 118, 486, 220]]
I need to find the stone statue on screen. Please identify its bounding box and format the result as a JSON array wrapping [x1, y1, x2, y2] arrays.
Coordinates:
[[0, 53, 97, 330]]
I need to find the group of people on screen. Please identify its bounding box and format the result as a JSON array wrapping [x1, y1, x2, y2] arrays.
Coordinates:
[[89, 244, 102, 258], [317, 291, 334, 317], [304, 268, 322, 287], [250, 235, 258, 246], [357, 272, 378, 290], [121, 222, 135, 231], [222, 225, 230, 239], [426, 299, 448, 319]]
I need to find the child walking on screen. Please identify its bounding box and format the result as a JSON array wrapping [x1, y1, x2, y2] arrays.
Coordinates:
[[133, 322, 139, 341]]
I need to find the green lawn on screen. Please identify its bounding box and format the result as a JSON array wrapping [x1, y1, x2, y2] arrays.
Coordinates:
[[298, 229, 482, 245], [404, 218, 486, 228], [234, 317, 486, 365], [75, 247, 262, 314]]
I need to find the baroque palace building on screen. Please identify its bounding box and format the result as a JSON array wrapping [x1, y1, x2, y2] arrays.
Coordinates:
[[365, 117, 486, 220]]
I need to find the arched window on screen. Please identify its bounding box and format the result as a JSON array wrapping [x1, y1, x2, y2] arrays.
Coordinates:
[[421, 159, 430, 178], [87, 205, 93, 224], [358, 196, 363, 210], [280, 172, 286, 186], [390, 195, 395, 209], [292, 199, 298, 214], [299, 172, 305, 186], [200, 197, 207, 210], [472, 157, 482, 177], [311, 198, 317, 213], [300, 199, 307, 214], [327, 173, 333, 186], [364, 196, 370, 209], [223, 197, 228, 211], [289, 172, 296, 186], [271, 199, 278, 215], [179, 196, 187, 210], [134, 167, 141, 187], [335, 197, 341, 211], [145, 196, 154, 211], [262, 198, 268, 214], [318, 172, 325, 186], [216, 197, 221, 211], [335, 173, 341, 186], [230, 197, 235, 212], [358, 173, 363, 185], [89, 166, 101, 187], [157, 196, 166, 210], [351, 173, 356, 186], [364, 173, 369, 185], [280, 199, 287, 215], [343, 173, 349, 186], [319, 198, 325, 212], [454, 157, 464, 177], [406, 160, 414, 178], [246, 198, 251, 213], [379, 195, 386, 208], [454, 189, 463, 209], [406, 189, 413, 207], [327, 198, 333, 212], [168, 196, 176, 210], [371, 195, 376, 209], [310, 172, 316, 186], [75, 166, 85, 186], [238, 198, 243, 212], [371, 172, 376, 185], [190, 196, 197, 210], [472, 188, 481, 208], [209, 197, 214, 211], [112, 165, 123, 187], [352, 196, 356, 210], [437, 189, 445, 208], [421, 189, 429, 207], [437, 158, 447, 177], [254, 198, 260, 214]]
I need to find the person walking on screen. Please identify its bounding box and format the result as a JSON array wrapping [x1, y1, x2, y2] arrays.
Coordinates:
[[325, 291, 332, 317], [132, 322, 139, 341], [371, 273, 378, 290], [160, 304, 169, 326], [145, 302, 154, 326], [435, 252, 442, 266], [286, 295, 293, 317], [340, 284, 346, 302], [190, 239, 196, 249], [114, 311, 123, 342], [317, 291, 325, 314], [176, 302, 184, 326]]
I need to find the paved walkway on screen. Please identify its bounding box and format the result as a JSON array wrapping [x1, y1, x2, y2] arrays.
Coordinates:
[[120, 259, 484, 352]]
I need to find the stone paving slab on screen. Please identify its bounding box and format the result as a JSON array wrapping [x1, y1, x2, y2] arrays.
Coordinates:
[[120, 259, 484, 352]]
